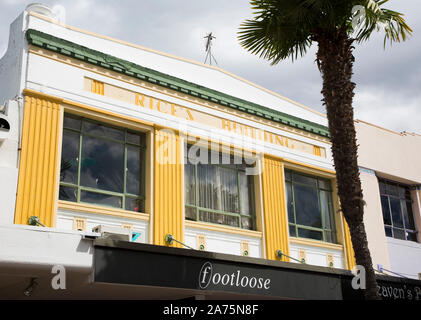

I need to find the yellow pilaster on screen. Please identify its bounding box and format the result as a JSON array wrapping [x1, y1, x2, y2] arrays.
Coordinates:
[[14, 94, 62, 227], [153, 128, 184, 247], [343, 218, 357, 270], [261, 156, 290, 261]]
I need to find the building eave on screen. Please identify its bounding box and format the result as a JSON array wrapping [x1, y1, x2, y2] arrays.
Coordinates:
[[26, 29, 331, 138]]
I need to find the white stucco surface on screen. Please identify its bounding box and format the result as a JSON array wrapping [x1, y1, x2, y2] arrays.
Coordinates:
[[25, 13, 328, 127], [386, 238, 421, 279]]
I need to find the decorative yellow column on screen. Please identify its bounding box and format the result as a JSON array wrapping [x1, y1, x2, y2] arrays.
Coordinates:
[[343, 218, 357, 270], [261, 156, 290, 261], [153, 127, 184, 247], [14, 93, 62, 227]]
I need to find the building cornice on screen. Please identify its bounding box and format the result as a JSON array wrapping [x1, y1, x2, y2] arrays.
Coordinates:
[[26, 29, 330, 138]]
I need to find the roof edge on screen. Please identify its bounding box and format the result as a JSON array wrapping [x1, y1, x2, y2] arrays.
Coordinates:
[[26, 28, 330, 138]]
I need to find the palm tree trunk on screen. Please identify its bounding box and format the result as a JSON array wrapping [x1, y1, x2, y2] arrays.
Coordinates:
[[315, 27, 380, 300]]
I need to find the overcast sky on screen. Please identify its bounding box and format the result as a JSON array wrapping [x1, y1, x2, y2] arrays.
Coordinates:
[[1, 0, 420, 134]]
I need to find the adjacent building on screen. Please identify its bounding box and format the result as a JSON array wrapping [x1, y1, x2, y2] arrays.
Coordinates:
[[0, 4, 419, 299]]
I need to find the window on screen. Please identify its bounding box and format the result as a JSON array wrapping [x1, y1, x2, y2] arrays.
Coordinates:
[[59, 114, 146, 212], [285, 169, 336, 243], [184, 144, 256, 230], [379, 179, 417, 242]]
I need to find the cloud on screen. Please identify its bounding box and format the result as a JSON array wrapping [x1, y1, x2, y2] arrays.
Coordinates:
[[0, 0, 419, 133], [354, 88, 421, 134]]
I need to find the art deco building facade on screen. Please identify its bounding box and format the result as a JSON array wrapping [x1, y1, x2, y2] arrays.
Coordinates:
[[0, 4, 419, 299]]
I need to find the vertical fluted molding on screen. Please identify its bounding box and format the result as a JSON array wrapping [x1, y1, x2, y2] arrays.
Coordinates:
[[153, 128, 183, 247], [14, 95, 61, 227], [343, 218, 357, 270], [261, 157, 290, 261]]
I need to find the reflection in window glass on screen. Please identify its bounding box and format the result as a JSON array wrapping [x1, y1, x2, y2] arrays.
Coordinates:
[[60, 130, 79, 185], [80, 190, 122, 208], [126, 145, 143, 195], [59, 114, 146, 213], [82, 120, 124, 141], [63, 115, 81, 130], [294, 184, 322, 228], [381, 195, 391, 225], [286, 169, 336, 243], [80, 135, 124, 193], [59, 186, 77, 202], [298, 228, 323, 241], [125, 197, 145, 213]]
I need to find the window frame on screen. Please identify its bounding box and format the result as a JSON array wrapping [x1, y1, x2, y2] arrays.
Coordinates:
[[285, 169, 337, 244], [184, 144, 257, 230], [59, 113, 147, 212], [379, 178, 417, 242]]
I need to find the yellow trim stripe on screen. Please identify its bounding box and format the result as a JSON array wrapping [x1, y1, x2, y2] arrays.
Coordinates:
[[261, 157, 289, 261], [343, 218, 357, 270], [14, 95, 62, 227], [153, 129, 184, 247]]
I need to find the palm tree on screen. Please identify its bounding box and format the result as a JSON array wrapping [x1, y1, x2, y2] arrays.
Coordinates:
[[238, 0, 412, 299]]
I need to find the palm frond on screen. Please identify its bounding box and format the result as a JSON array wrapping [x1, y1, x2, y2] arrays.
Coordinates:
[[354, 0, 412, 46]]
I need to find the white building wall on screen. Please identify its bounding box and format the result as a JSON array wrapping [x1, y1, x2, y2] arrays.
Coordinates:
[[387, 238, 421, 279], [56, 208, 149, 244], [0, 12, 27, 105], [0, 224, 94, 272], [25, 52, 334, 171], [0, 100, 21, 225], [184, 227, 262, 258], [289, 243, 344, 269], [25, 13, 327, 127], [359, 169, 391, 270]]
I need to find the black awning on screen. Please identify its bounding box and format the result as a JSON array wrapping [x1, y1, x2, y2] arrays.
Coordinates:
[[93, 239, 421, 300]]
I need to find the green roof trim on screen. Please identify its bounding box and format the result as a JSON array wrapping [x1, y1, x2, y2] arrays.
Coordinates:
[[26, 29, 330, 138]]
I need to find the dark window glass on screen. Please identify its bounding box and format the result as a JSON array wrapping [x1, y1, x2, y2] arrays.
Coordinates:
[[393, 228, 406, 240], [127, 131, 143, 145], [125, 197, 145, 213], [293, 172, 317, 187], [389, 198, 403, 228], [59, 114, 146, 213], [80, 190, 122, 208], [289, 225, 296, 237], [80, 135, 124, 193], [286, 169, 336, 243], [82, 120, 124, 141], [294, 184, 322, 229], [126, 145, 143, 195], [59, 186, 77, 202], [385, 226, 393, 237], [379, 179, 417, 242], [381, 195, 391, 225], [184, 162, 196, 206], [402, 201, 415, 230], [185, 206, 197, 221], [298, 228, 323, 241], [318, 178, 332, 191], [60, 130, 79, 185], [286, 182, 294, 223], [406, 231, 417, 242], [63, 115, 81, 130]]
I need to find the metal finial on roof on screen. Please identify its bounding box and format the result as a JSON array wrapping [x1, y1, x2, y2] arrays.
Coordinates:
[[204, 32, 218, 66]]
